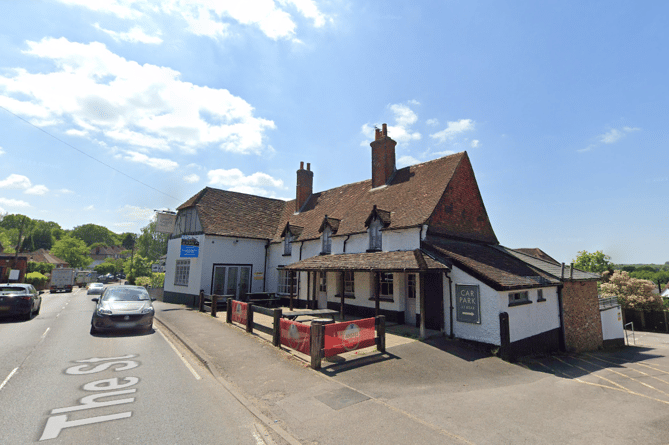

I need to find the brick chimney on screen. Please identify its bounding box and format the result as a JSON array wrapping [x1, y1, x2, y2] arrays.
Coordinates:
[[370, 123, 396, 188], [296, 161, 313, 212]]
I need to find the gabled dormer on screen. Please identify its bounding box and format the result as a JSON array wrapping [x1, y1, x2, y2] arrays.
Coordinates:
[[280, 223, 303, 256], [364, 205, 391, 251], [318, 215, 340, 254]]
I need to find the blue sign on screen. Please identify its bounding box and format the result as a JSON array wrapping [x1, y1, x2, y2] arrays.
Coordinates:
[[180, 236, 200, 258]]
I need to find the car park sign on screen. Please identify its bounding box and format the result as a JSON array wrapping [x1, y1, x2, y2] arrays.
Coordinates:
[[456, 284, 481, 324]]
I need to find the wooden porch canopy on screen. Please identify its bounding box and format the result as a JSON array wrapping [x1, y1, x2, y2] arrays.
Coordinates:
[[283, 250, 449, 338], [282, 249, 450, 272]]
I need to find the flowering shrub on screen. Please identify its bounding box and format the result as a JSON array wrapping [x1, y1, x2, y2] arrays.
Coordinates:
[[600, 270, 664, 311], [134, 276, 151, 287]]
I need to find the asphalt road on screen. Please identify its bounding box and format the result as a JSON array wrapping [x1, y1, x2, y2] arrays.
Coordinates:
[[0, 286, 278, 445]]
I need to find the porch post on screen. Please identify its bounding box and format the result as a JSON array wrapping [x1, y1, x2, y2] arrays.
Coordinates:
[[307, 271, 311, 309], [289, 271, 295, 311], [312, 270, 318, 310], [339, 270, 345, 321], [419, 272, 426, 339], [374, 271, 380, 317]]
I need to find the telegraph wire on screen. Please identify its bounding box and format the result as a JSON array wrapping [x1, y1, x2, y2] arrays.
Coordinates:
[[0, 104, 180, 202]]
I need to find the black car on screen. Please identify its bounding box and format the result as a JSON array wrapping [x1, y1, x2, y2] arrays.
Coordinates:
[[91, 286, 155, 334], [0, 284, 42, 320]]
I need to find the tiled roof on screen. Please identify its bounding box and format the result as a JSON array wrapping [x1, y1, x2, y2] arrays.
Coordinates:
[[179, 187, 288, 239], [284, 249, 450, 272], [422, 236, 562, 291], [513, 248, 560, 265], [272, 152, 494, 243], [499, 247, 600, 281], [28, 249, 68, 265]]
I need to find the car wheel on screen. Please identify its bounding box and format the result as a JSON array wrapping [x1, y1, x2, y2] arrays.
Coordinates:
[[90, 324, 98, 335], [35, 302, 41, 316], [24, 308, 32, 321]]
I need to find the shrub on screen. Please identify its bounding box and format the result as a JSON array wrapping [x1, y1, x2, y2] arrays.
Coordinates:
[[135, 276, 151, 288], [600, 270, 664, 311], [150, 272, 165, 288], [26, 272, 49, 289]]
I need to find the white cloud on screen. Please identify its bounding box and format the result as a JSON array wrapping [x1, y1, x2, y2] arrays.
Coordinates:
[[579, 126, 641, 153], [119, 204, 155, 222], [183, 174, 200, 183], [208, 168, 285, 196], [470, 139, 480, 148], [57, 188, 74, 194], [0, 37, 276, 162], [85, 205, 95, 211], [0, 197, 30, 208], [426, 118, 439, 126], [25, 185, 49, 195], [94, 23, 163, 44], [0, 146, 5, 155], [122, 151, 179, 171], [430, 119, 475, 143], [0, 174, 32, 189], [397, 155, 420, 167], [58, 0, 331, 41], [361, 102, 422, 147]]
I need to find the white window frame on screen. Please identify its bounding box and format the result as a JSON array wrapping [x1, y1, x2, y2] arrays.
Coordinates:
[[369, 218, 382, 251], [509, 291, 529, 305], [284, 231, 292, 256], [380, 273, 393, 299], [407, 273, 416, 299], [344, 270, 355, 296], [277, 269, 297, 295], [322, 226, 332, 254], [174, 260, 190, 286]]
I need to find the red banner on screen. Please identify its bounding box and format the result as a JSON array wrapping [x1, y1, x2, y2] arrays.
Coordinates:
[[323, 318, 376, 357], [280, 319, 311, 355], [231, 300, 248, 325]]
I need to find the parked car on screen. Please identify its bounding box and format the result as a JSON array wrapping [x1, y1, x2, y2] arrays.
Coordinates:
[[90, 285, 155, 334], [87, 283, 105, 295], [0, 283, 42, 320]]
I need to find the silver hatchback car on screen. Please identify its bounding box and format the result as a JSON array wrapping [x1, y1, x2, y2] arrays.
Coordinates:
[[90, 286, 154, 334]]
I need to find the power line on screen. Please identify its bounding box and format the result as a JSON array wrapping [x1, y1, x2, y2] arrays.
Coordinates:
[[0, 104, 180, 202]]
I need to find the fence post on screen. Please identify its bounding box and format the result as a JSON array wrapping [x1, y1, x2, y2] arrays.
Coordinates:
[[226, 298, 232, 324], [310, 321, 326, 370], [211, 294, 218, 317], [273, 308, 282, 347], [198, 290, 205, 312], [246, 304, 254, 333], [376, 315, 386, 353]]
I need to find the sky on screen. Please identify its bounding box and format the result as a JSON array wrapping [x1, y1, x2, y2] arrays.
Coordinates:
[[0, 0, 667, 265]]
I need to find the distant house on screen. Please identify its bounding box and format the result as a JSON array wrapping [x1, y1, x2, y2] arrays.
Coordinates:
[[163, 123, 602, 359], [89, 245, 127, 261], [28, 248, 69, 268]]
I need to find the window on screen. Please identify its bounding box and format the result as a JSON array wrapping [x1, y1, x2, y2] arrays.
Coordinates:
[[537, 289, 545, 302], [369, 218, 382, 251], [277, 269, 297, 295], [407, 274, 416, 299], [344, 271, 355, 296], [319, 271, 327, 292], [321, 227, 332, 254], [174, 260, 190, 286], [283, 231, 292, 256], [380, 273, 393, 299], [508, 291, 529, 305]]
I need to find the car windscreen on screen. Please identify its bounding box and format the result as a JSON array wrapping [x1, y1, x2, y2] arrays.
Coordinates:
[[102, 290, 150, 301], [0, 287, 28, 295]]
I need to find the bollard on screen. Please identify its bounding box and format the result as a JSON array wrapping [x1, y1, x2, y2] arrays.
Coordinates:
[[246, 304, 253, 333], [376, 315, 386, 353], [273, 309, 282, 347], [226, 298, 232, 324], [211, 294, 218, 317], [198, 290, 205, 312]]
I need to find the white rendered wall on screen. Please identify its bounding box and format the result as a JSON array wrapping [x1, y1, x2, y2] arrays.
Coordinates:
[[501, 287, 560, 343], [601, 306, 624, 341], [200, 236, 268, 295], [164, 235, 205, 297]]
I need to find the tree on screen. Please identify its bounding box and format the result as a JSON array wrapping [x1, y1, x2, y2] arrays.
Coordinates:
[[600, 271, 664, 311], [124, 254, 152, 282], [70, 224, 120, 246], [50, 236, 91, 269], [94, 263, 117, 275], [573, 250, 612, 273], [136, 220, 167, 262]]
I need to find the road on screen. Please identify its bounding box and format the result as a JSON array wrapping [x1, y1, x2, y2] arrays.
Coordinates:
[[0, 285, 277, 445]]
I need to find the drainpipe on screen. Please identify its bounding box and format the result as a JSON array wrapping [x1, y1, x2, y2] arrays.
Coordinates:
[[263, 240, 269, 292], [343, 235, 351, 253], [446, 270, 454, 338]]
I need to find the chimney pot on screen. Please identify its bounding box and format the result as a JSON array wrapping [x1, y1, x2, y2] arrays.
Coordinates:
[[300, 161, 304, 169], [307, 163, 311, 171]]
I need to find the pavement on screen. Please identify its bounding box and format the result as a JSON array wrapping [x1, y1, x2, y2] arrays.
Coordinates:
[[154, 300, 669, 445]]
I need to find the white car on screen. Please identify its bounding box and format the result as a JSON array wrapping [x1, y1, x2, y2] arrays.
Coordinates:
[[87, 283, 105, 295]]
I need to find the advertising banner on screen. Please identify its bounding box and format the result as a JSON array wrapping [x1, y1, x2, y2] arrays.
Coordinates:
[[156, 212, 176, 234], [323, 318, 376, 357], [180, 235, 200, 258], [456, 284, 481, 324], [230, 300, 248, 325], [280, 319, 311, 355]]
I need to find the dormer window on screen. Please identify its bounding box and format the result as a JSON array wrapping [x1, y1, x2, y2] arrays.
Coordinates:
[[281, 223, 302, 257], [369, 217, 382, 251], [284, 231, 292, 255], [322, 226, 332, 254]]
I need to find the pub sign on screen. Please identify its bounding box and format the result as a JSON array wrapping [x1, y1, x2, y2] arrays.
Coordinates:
[[455, 284, 481, 324], [180, 235, 200, 258]]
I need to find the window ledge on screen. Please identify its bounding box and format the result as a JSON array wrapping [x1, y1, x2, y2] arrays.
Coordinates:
[[537, 298, 547, 303], [369, 297, 394, 302], [366, 248, 382, 253], [282, 253, 292, 257], [508, 300, 532, 307]]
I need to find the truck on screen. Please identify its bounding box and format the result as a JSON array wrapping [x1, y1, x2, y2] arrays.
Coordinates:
[[50, 268, 75, 293], [75, 270, 95, 288]]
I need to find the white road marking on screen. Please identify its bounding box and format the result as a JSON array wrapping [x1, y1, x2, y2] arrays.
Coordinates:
[[0, 367, 19, 391], [42, 328, 50, 339], [157, 328, 201, 380]]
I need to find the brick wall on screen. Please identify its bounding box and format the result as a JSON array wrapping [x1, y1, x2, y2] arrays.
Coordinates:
[[562, 280, 603, 352]]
